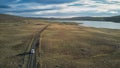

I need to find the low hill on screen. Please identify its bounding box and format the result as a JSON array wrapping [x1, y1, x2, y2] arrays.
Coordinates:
[[0, 14, 120, 23], [0, 14, 26, 23], [66, 17, 105, 21], [65, 15, 120, 22], [105, 15, 120, 22], [37, 15, 120, 23]]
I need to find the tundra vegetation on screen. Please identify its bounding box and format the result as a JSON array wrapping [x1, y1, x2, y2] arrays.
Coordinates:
[[0, 14, 120, 68], [40, 22, 120, 68], [0, 14, 48, 68]]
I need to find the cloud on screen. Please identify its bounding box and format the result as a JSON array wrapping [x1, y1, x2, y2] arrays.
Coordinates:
[[0, 5, 11, 9], [0, 0, 18, 4], [109, 11, 118, 14], [106, 0, 120, 2], [14, 0, 21, 3], [1, 0, 120, 17], [15, 0, 78, 4]]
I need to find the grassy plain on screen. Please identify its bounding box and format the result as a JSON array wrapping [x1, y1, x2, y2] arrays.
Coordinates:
[[40, 22, 120, 68], [0, 14, 120, 68], [0, 17, 48, 68]]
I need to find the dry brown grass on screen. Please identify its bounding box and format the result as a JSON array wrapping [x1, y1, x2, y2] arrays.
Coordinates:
[[39, 23, 120, 68], [0, 19, 48, 68]]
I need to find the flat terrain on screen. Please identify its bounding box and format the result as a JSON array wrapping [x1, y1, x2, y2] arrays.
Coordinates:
[[40, 22, 120, 68], [0, 14, 120, 68], [0, 18, 48, 68]]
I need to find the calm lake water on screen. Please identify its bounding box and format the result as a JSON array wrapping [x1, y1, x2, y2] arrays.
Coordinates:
[[50, 20, 120, 29]]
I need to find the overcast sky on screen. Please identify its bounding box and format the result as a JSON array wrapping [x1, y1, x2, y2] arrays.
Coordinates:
[[0, 0, 120, 18]]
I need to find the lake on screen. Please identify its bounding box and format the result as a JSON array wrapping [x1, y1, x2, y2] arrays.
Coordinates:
[[50, 20, 120, 29]]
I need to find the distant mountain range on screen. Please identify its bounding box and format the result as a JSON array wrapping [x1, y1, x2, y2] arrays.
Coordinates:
[[68, 15, 120, 22], [38, 15, 120, 23], [0, 14, 120, 23]]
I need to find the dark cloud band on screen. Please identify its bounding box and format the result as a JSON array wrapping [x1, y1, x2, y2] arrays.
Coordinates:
[[0, 5, 11, 9], [17, 0, 78, 4]]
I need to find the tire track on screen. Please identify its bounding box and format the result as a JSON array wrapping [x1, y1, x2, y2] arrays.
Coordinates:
[[21, 24, 50, 68]]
